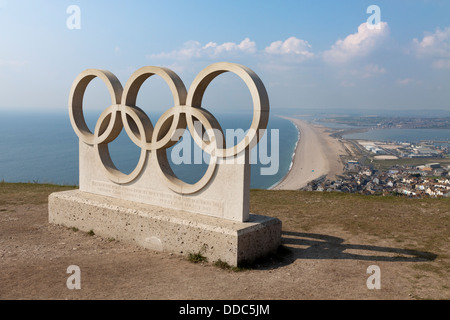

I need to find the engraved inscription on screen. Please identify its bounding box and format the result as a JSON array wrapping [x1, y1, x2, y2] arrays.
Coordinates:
[[90, 181, 224, 217]]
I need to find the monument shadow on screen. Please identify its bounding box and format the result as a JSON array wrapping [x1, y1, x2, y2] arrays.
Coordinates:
[[251, 230, 437, 269]]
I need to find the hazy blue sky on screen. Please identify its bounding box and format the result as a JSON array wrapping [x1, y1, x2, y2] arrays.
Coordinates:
[[0, 0, 449, 114]]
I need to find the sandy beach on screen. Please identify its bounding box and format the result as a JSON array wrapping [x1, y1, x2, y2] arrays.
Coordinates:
[[272, 117, 346, 190]]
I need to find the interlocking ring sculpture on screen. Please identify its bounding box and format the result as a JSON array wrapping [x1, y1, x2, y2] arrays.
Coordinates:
[[69, 62, 269, 194]]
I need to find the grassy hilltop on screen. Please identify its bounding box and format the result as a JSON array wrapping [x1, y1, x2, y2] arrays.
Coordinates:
[[1, 182, 449, 299], [251, 189, 449, 254]]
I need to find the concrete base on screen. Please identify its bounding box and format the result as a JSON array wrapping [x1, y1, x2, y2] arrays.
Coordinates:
[[48, 190, 282, 266]]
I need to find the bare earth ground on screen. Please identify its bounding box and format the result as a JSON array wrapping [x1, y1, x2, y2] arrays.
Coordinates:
[[0, 183, 449, 300]]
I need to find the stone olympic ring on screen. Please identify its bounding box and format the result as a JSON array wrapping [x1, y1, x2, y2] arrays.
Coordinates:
[[69, 62, 269, 194]]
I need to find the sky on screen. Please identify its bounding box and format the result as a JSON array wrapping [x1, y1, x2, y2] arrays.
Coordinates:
[[0, 0, 450, 115]]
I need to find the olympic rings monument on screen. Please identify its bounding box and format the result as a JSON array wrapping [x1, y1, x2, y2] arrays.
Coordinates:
[[49, 62, 282, 266]]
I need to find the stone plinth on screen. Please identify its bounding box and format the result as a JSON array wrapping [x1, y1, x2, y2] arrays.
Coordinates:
[[49, 190, 282, 266]]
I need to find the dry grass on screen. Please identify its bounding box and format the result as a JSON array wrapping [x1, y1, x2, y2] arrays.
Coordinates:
[[250, 189, 450, 255], [0, 182, 76, 206]]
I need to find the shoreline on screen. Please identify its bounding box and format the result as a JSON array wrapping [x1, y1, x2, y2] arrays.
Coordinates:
[[266, 116, 301, 190], [271, 116, 346, 191], [268, 117, 301, 190]]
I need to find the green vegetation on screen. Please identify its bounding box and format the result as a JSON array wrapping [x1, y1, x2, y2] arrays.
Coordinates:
[[370, 157, 450, 170], [213, 259, 235, 270], [321, 116, 450, 129], [213, 259, 252, 272], [188, 252, 207, 264], [321, 116, 386, 127], [187, 244, 208, 263]]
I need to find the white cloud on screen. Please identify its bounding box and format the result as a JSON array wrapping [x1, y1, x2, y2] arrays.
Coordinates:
[[323, 22, 390, 64], [265, 37, 313, 59], [432, 59, 450, 69], [149, 36, 315, 65], [148, 38, 257, 60], [204, 37, 257, 55], [412, 27, 450, 58], [412, 27, 450, 69]]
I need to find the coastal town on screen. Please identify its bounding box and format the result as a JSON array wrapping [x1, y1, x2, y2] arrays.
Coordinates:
[[271, 116, 450, 198], [306, 140, 450, 198], [306, 160, 450, 198], [320, 115, 450, 129]]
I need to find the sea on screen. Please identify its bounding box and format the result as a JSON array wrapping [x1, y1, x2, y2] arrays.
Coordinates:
[[342, 128, 450, 148], [0, 110, 298, 189], [293, 115, 450, 178], [304, 116, 449, 147], [1, 110, 448, 189]]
